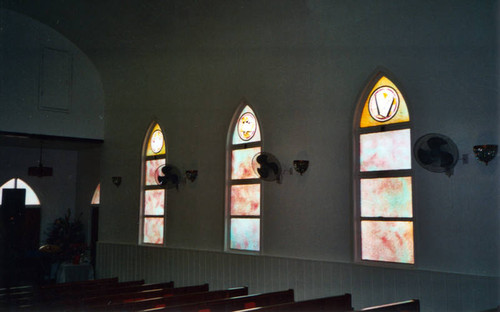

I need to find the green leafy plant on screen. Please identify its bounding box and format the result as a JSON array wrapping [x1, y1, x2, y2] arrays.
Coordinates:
[[45, 209, 86, 261]]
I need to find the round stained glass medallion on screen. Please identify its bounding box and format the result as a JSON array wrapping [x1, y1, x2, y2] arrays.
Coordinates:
[[237, 112, 257, 141], [368, 86, 400, 122], [150, 130, 164, 154]]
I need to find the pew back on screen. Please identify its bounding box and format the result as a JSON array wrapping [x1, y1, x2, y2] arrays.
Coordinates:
[[100, 287, 249, 311], [358, 299, 420, 312], [155, 289, 294, 312], [237, 293, 353, 311], [82, 283, 204, 307]]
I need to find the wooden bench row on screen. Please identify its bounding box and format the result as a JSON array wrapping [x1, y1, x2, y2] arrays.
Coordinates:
[[99, 286, 249, 311], [26, 277, 419, 312], [356, 299, 420, 311]]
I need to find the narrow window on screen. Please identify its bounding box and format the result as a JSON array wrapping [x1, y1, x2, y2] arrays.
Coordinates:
[[354, 73, 414, 264], [226, 102, 262, 252], [141, 122, 166, 245], [89, 183, 100, 268], [91, 183, 100, 205]]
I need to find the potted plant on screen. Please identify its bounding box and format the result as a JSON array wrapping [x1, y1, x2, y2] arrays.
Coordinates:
[[44, 209, 86, 263]]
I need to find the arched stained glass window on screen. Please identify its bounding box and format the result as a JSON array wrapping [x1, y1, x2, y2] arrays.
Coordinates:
[[226, 102, 262, 252], [141, 122, 166, 245], [0, 178, 41, 205], [354, 72, 414, 265], [91, 183, 100, 205]]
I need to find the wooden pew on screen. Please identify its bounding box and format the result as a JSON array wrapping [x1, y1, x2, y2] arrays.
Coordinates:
[[0, 285, 36, 309], [147, 289, 295, 312], [82, 281, 174, 302], [39, 277, 119, 291], [357, 299, 420, 312], [37, 279, 146, 303], [82, 283, 209, 308], [34, 280, 149, 310], [37, 277, 119, 298], [98, 287, 249, 311], [235, 293, 353, 311]]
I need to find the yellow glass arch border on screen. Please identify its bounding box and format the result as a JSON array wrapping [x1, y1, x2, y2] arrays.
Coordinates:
[[360, 76, 410, 128], [146, 123, 166, 156]]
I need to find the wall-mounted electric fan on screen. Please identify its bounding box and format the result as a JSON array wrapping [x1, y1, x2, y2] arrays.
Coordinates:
[[414, 133, 459, 177], [155, 164, 181, 189], [252, 152, 282, 183]]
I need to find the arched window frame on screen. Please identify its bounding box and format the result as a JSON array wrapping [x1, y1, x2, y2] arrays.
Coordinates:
[[140, 121, 167, 246], [353, 70, 415, 266], [0, 178, 41, 207], [225, 100, 263, 254]]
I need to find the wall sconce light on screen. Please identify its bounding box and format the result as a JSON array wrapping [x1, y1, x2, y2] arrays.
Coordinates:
[[293, 160, 309, 175], [473, 145, 497, 165], [112, 176, 122, 187], [185, 170, 198, 182]]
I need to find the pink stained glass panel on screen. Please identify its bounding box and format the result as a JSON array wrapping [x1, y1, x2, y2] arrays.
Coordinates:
[[146, 159, 166, 186], [230, 218, 260, 251], [231, 184, 260, 216], [143, 217, 164, 244], [144, 189, 164, 215], [231, 147, 261, 179], [361, 220, 414, 264], [360, 129, 411, 172], [361, 177, 412, 218]]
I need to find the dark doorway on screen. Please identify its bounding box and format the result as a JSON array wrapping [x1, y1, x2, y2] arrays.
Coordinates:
[[1, 189, 41, 287], [90, 206, 99, 269]]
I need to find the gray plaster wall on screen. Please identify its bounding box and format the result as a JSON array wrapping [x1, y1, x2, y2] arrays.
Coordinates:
[[97, 0, 498, 278]]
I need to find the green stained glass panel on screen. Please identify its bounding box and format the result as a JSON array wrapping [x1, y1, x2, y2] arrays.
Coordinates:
[[232, 147, 261, 179], [360, 129, 411, 172], [230, 218, 260, 251]]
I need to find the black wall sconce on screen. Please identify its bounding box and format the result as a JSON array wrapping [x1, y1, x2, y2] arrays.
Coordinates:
[[293, 160, 309, 175], [473, 145, 497, 165], [112, 176, 122, 187], [185, 170, 198, 182]]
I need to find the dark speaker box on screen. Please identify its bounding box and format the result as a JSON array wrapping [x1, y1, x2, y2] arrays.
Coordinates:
[[2, 189, 26, 220]]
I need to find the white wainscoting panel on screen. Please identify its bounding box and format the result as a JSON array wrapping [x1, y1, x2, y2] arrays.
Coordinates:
[[96, 242, 498, 311]]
